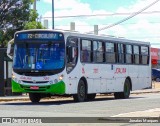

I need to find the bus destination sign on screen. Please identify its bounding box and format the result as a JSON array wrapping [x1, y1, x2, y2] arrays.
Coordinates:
[[15, 32, 63, 40]]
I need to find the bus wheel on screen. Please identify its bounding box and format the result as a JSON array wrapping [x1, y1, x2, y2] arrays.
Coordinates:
[[73, 80, 86, 102], [123, 79, 131, 98], [87, 94, 96, 101], [29, 93, 41, 103], [114, 79, 131, 99]]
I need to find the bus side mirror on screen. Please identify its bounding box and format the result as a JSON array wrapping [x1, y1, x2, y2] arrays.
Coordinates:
[[9, 47, 14, 56]]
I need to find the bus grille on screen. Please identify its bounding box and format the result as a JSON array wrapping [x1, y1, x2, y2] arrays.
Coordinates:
[[22, 81, 49, 84]]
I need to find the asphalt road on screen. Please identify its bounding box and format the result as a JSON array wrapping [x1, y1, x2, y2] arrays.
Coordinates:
[[0, 93, 160, 125]]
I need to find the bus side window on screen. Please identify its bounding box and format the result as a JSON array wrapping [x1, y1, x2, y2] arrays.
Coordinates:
[[81, 39, 91, 62], [133, 45, 140, 64], [117, 43, 125, 63], [141, 46, 149, 65], [126, 44, 132, 64], [105, 42, 116, 63]]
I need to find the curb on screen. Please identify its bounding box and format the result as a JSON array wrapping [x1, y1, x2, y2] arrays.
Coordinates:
[[0, 97, 29, 102], [131, 89, 160, 94]]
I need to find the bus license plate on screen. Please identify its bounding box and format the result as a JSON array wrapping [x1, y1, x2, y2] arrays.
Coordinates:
[[30, 86, 39, 90]]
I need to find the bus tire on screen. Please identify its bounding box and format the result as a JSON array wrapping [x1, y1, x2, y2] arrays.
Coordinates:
[[73, 80, 86, 102], [29, 93, 41, 103], [114, 92, 121, 99], [87, 94, 96, 101], [114, 79, 131, 99]]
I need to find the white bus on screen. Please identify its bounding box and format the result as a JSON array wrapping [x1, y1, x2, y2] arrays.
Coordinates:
[[11, 29, 151, 102]]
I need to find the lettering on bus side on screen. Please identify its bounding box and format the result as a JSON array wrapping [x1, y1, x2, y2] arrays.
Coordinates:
[[93, 68, 98, 73], [43, 77, 50, 81], [114, 68, 126, 74], [82, 67, 85, 74]]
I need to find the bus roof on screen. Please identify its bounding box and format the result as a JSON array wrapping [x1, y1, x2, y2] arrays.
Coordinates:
[[15, 29, 150, 46]]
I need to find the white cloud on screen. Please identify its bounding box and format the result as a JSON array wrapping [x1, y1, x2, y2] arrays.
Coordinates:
[[42, 0, 160, 47], [43, 0, 89, 10]]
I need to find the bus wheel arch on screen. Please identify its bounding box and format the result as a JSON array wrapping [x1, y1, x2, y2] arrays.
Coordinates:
[[73, 77, 88, 102], [126, 76, 132, 91], [123, 78, 131, 98], [80, 77, 88, 94], [114, 78, 131, 99]]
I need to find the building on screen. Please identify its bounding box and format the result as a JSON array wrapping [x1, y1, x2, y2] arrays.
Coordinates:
[[151, 47, 160, 68]]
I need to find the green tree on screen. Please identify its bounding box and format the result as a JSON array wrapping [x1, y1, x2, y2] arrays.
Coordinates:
[[0, 0, 33, 30], [24, 10, 45, 30], [0, 0, 33, 47], [0, 0, 44, 47]]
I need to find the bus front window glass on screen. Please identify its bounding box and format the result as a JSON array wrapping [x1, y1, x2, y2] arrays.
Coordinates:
[[13, 43, 65, 70]]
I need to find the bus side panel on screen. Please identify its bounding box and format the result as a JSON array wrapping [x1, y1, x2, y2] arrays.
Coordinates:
[[65, 70, 79, 94], [128, 65, 139, 90], [113, 65, 128, 92], [138, 65, 151, 89]]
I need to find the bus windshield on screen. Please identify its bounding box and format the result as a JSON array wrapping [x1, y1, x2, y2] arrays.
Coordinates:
[[13, 42, 65, 71]]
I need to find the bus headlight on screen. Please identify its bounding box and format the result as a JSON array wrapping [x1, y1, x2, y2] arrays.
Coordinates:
[[12, 74, 16, 79], [59, 75, 64, 80]]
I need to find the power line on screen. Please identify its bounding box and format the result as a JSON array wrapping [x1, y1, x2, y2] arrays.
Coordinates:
[[42, 11, 160, 19], [85, 0, 160, 34], [53, 21, 160, 26]]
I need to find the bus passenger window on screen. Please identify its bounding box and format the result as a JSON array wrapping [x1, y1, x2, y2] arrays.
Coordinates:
[[126, 45, 132, 64], [93, 41, 104, 63], [117, 44, 125, 63], [133, 45, 140, 64], [141, 46, 149, 65], [105, 42, 116, 63], [81, 40, 91, 62]]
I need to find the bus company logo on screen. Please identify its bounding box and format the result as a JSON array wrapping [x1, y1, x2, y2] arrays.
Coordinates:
[[20, 76, 32, 81], [115, 68, 126, 74], [82, 68, 85, 74], [43, 77, 49, 80], [93, 68, 98, 73]]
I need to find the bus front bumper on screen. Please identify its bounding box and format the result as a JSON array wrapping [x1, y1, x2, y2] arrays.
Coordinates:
[[12, 80, 65, 94]]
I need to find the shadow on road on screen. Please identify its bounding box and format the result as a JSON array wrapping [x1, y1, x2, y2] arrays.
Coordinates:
[[0, 95, 144, 106]]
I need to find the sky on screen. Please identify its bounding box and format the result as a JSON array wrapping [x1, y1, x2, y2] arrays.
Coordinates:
[[35, 0, 160, 48]]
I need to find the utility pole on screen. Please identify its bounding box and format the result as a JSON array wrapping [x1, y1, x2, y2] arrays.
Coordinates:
[[70, 22, 75, 31], [52, 0, 54, 29], [33, 0, 36, 10], [94, 25, 98, 35]]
